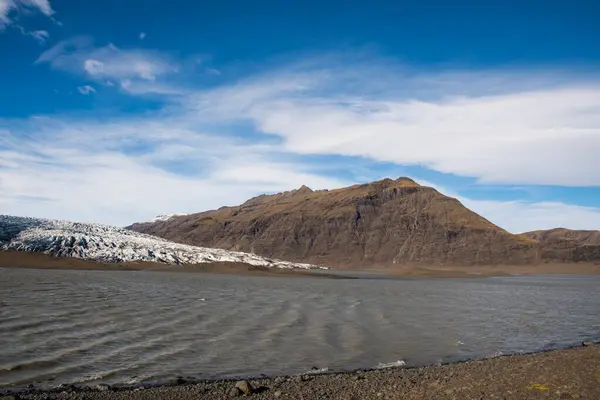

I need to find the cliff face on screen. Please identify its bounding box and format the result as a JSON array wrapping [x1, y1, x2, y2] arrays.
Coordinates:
[[522, 229, 600, 263], [130, 178, 541, 268]]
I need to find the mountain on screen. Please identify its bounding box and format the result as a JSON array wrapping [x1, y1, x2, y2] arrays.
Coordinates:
[[522, 228, 600, 262], [0, 215, 322, 270], [129, 177, 546, 268]]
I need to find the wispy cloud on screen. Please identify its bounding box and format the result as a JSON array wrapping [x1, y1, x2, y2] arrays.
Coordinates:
[[77, 85, 96, 95], [35, 36, 179, 94], [415, 180, 600, 233], [1, 0, 54, 40], [467, 199, 600, 234], [13, 25, 49, 42], [188, 58, 600, 187], [205, 67, 221, 76], [1, 0, 54, 27], [28, 29, 48, 43], [139, 32, 146, 40], [0, 116, 348, 225]]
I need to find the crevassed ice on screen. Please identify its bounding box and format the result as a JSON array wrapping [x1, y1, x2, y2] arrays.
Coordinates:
[[0, 215, 325, 270]]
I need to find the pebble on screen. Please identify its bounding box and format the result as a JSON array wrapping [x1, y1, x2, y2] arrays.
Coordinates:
[[95, 384, 111, 392], [274, 390, 282, 397], [234, 380, 254, 395], [582, 341, 593, 347]]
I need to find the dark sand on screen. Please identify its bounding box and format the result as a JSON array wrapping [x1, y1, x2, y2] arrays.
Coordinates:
[[2, 251, 600, 279], [4, 344, 599, 399], [0, 251, 349, 279], [377, 263, 600, 278]]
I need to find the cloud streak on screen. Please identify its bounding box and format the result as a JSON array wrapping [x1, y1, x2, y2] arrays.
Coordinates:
[[189, 60, 600, 187], [0, 116, 348, 225], [77, 85, 96, 95], [1, 0, 54, 26], [36, 37, 179, 94], [415, 179, 600, 233]]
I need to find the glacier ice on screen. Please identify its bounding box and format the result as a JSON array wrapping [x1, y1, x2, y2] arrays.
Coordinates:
[[0, 215, 325, 270]]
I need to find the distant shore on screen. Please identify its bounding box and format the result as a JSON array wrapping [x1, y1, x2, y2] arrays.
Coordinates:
[[372, 262, 600, 278], [0, 251, 350, 279], [1, 250, 600, 278], [5, 343, 599, 399]]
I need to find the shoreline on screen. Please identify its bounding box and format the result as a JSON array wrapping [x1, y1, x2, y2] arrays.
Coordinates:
[[0, 251, 351, 279], [2, 251, 600, 279], [4, 343, 599, 399]]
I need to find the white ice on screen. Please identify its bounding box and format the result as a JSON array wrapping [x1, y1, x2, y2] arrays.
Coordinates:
[[0, 215, 326, 270]]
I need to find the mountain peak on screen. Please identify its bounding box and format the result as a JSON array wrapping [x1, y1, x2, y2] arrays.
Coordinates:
[[295, 185, 314, 195], [369, 177, 420, 189]]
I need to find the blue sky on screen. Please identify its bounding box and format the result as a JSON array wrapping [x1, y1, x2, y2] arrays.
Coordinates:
[[1, 0, 600, 232]]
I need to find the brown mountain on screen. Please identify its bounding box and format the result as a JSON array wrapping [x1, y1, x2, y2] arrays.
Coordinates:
[[129, 177, 547, 268], [522, 228, 600, 262]]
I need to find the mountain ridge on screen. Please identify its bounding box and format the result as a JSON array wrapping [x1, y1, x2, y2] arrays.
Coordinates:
[[129, 177, 590, 268], [521, 228, 600, 263]]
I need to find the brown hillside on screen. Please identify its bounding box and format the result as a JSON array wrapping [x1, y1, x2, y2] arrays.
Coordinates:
[[522, 228, 600, 262], [130, 177, 540, 268]]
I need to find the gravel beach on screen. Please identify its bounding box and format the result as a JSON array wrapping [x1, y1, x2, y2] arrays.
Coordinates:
[[5, 343, 599, 400]]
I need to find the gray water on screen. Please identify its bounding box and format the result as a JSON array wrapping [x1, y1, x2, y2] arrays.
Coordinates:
[[0, 268, 599, 390]]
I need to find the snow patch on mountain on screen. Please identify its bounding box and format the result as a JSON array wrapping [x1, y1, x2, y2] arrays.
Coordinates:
[[146, 213, 188, 223], [0, 215, 325, 270]]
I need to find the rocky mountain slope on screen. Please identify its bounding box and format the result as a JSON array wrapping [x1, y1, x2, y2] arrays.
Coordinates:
[[129, 177, 549, 268], [522, 228, 600, 262], [0, 215, 322, 270]]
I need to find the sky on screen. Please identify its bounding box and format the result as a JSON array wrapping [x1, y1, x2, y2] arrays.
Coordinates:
[[1, 0, 600, 233]]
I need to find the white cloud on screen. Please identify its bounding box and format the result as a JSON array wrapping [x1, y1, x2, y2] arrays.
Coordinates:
[[139, 32, 146, 40], [24, 0, 52, 15], [464, 199, 600, 234], [0, 0, 53, 28], [36, 37, 179, 93], [35, 36, 92, 63], [28, 29, 48, 42], [13, 25, 49, 42], [0, 118, 348, 225], [189, 60, 600, 187], [77, 85, 96, 95], [206, 67, 221, 76], [414, 179, 600, 233], [83, 59, 104, 75]]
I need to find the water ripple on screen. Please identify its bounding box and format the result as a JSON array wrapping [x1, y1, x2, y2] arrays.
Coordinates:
[[1, 268, 599, 389]]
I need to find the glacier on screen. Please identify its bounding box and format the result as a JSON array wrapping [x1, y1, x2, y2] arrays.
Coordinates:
[[0, 215, 325, 270]]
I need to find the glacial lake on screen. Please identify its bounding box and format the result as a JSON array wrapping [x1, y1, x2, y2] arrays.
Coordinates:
[[1, 268, 599, 389]]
